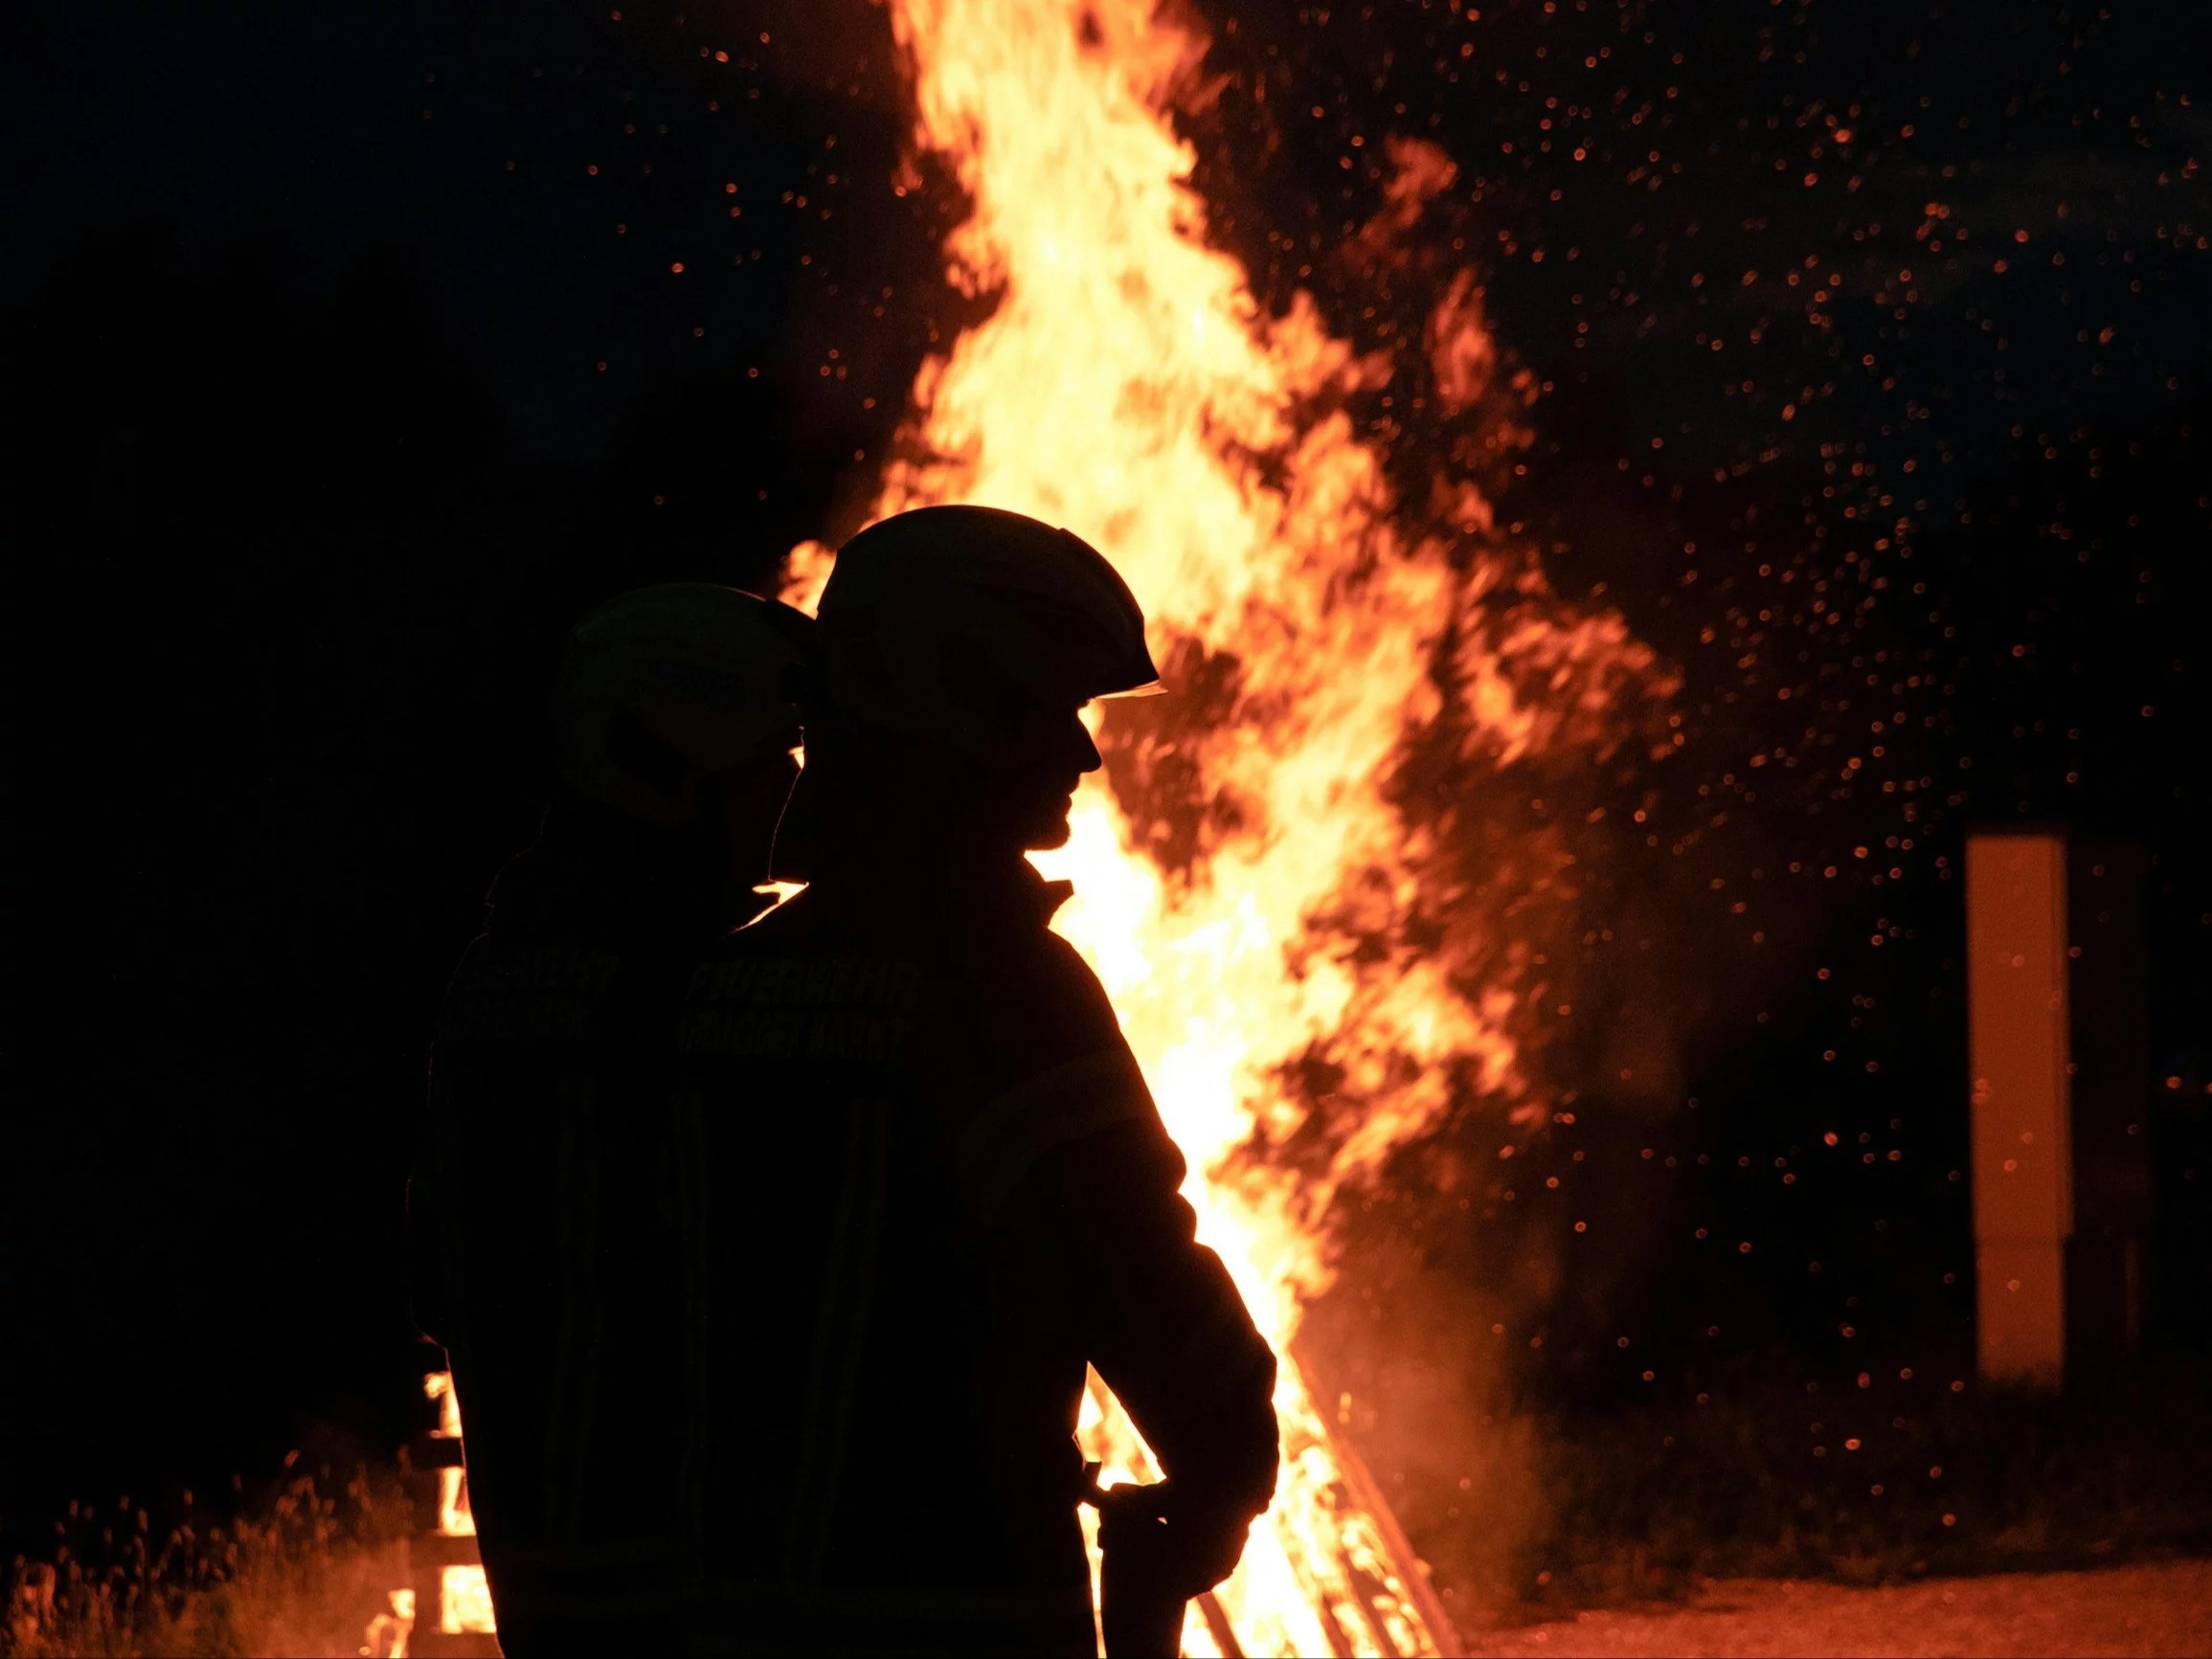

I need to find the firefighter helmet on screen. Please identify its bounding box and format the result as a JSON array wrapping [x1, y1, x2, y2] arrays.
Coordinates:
[[814, 505, 1162, 760], [555, 583, 813, 826]]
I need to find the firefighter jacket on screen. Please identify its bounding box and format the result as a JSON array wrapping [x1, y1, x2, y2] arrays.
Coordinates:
[[671, 859, 1279, 1657], [411, 796, 764, 1655]]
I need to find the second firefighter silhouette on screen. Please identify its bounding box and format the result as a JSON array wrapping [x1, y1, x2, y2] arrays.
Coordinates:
[[678, 507, 1279, 1657], [413, 586, 813, 1656]]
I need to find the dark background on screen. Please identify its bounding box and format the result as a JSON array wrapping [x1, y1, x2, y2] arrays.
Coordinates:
[[4, 0, 2207, 1575]]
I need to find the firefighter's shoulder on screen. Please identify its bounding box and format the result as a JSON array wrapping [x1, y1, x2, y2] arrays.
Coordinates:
[[947, 893, 1120, 1039], [942, 939, 1172, 1222]]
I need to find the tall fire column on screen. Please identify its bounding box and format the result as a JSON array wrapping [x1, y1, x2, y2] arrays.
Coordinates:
[[1966, 830, 2153, 1388]]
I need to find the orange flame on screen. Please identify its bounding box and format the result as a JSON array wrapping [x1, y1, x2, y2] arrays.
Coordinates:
[[791, 4, 1671, 1652]]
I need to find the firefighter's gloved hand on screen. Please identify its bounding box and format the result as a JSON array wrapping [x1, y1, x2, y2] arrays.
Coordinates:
[[1095, 1480, 1250, 1599], [1137, 1376, 1280, 1589]]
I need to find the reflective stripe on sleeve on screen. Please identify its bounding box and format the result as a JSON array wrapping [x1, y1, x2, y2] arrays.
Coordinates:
[[954, 1049, 1155, 1221]]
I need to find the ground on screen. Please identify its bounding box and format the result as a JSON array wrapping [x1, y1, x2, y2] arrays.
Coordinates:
[[1455, 1559, 2210, 1658]]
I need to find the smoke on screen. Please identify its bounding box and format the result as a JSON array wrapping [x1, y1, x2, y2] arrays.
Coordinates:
[[1298, 1230, 1555, 1617]]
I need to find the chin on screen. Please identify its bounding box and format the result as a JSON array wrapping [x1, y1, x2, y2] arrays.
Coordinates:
[[1023, 814, 1074, 852]]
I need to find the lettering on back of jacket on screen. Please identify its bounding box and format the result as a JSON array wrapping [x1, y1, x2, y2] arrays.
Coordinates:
[[680, 956, 923, 1063], [437, 945, 622, 1043]]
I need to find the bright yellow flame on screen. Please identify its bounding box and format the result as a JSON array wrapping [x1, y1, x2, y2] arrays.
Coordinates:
[[362, 1587, 415, 1658], [439, 1565, 497, 1636]]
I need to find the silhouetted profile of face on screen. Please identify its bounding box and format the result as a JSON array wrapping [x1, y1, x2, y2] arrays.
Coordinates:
[[987, 704, 1103, 852], [770, 703, 1100, 881]]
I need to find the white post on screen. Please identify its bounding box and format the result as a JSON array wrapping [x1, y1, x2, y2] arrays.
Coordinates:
[[1965, 831, 2073, 1387]]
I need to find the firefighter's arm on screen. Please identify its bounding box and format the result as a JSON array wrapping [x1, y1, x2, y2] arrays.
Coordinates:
[[1040, 1114, 1279, 1590], [956, 1031, 1278, 1589]]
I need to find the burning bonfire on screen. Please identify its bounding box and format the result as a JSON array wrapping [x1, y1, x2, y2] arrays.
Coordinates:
[[395, 2, 1665, 1654], [783, 0, 1662, 1653]]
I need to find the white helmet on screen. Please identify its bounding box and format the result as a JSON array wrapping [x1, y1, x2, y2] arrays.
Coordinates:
[[815, 505, 1162, 761], [555, 583, 813, 826]]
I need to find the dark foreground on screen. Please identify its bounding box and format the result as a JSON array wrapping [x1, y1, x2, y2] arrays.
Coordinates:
[[1462, 1559, 2211, 1658], [10, 1521, 2204, 1659]]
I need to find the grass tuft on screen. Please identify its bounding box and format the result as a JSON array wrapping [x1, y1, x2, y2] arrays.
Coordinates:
[[4, 1468, 411, 1659]]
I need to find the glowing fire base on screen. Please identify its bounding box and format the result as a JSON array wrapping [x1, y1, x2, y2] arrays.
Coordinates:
[[1080, 1367, 1455, 1659], [381, 1361, 1453, 1659]]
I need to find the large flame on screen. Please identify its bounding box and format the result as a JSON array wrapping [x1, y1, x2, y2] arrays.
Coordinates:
[[782, 2, 1666, 1652]]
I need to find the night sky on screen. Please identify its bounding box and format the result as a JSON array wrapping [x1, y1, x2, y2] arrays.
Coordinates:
[[5, 0, 2207, 1571]]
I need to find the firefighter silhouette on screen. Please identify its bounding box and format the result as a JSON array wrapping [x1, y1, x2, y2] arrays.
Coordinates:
[[675, 507, 1280, 1657], [409, 584, 813, 1657]]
